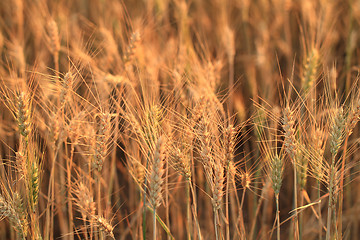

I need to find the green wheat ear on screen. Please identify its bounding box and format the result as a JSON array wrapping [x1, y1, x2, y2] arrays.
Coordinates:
[[29, 161, 39, 212], [13, 192, 29, 239], [270, 153, 284, 196], [0, 193, 27, 239], [296, 147, 308, 190], [302, 48, 319, 92], [330, 107, 346, 156]]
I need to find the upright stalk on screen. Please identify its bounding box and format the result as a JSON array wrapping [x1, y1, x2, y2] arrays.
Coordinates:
[[186, 180, 192, 240], [190, 183, 202, 240], [299, 190, 304, 240], [214, 209, 219, 240], [326, 155, 336, 240], [276, 194, 280, 240], [318, 180, 322, 240], [293, 161, 299, 240], [338, 135, 349, 238], [153, 206, 157, 240], [142, 156, 149, 240], [225, 176, 230, 240], [67, 144, 75, 240], [97, 176, 103, 240]]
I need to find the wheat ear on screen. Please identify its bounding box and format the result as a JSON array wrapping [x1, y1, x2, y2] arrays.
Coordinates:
[[326, 107, 345, 240], [47, 19, 60, 73], [0, 193, 27, 239], [149, 136, 165, 239]]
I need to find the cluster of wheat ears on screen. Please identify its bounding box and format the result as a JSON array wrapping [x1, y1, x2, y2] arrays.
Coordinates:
[[1, 0, 360, 239]]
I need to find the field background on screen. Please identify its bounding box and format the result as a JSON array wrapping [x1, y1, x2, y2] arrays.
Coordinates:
[[0, 0, 360, 239]]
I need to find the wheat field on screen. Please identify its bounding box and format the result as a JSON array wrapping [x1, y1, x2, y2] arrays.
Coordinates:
[[1, 0, 360, 239]]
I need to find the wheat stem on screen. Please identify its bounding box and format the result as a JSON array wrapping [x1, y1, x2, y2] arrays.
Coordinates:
[[326, 155, 336, 240], [214, 208, 219, 240], [225, 170, 230, 240], [153, 205, 157, 240], [318, 180, 322, 240], [276, 194, 280, 240], [186, 180, 192, 240], [142, 155, 149, 240]]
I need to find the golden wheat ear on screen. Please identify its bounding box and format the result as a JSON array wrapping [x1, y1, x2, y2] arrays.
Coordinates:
[[47, 18, 60, 73], [15, 91, 31, 138], [149, 136, 166, 209], [94, 216, 115, 239], [92, 112, 111, 172]]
